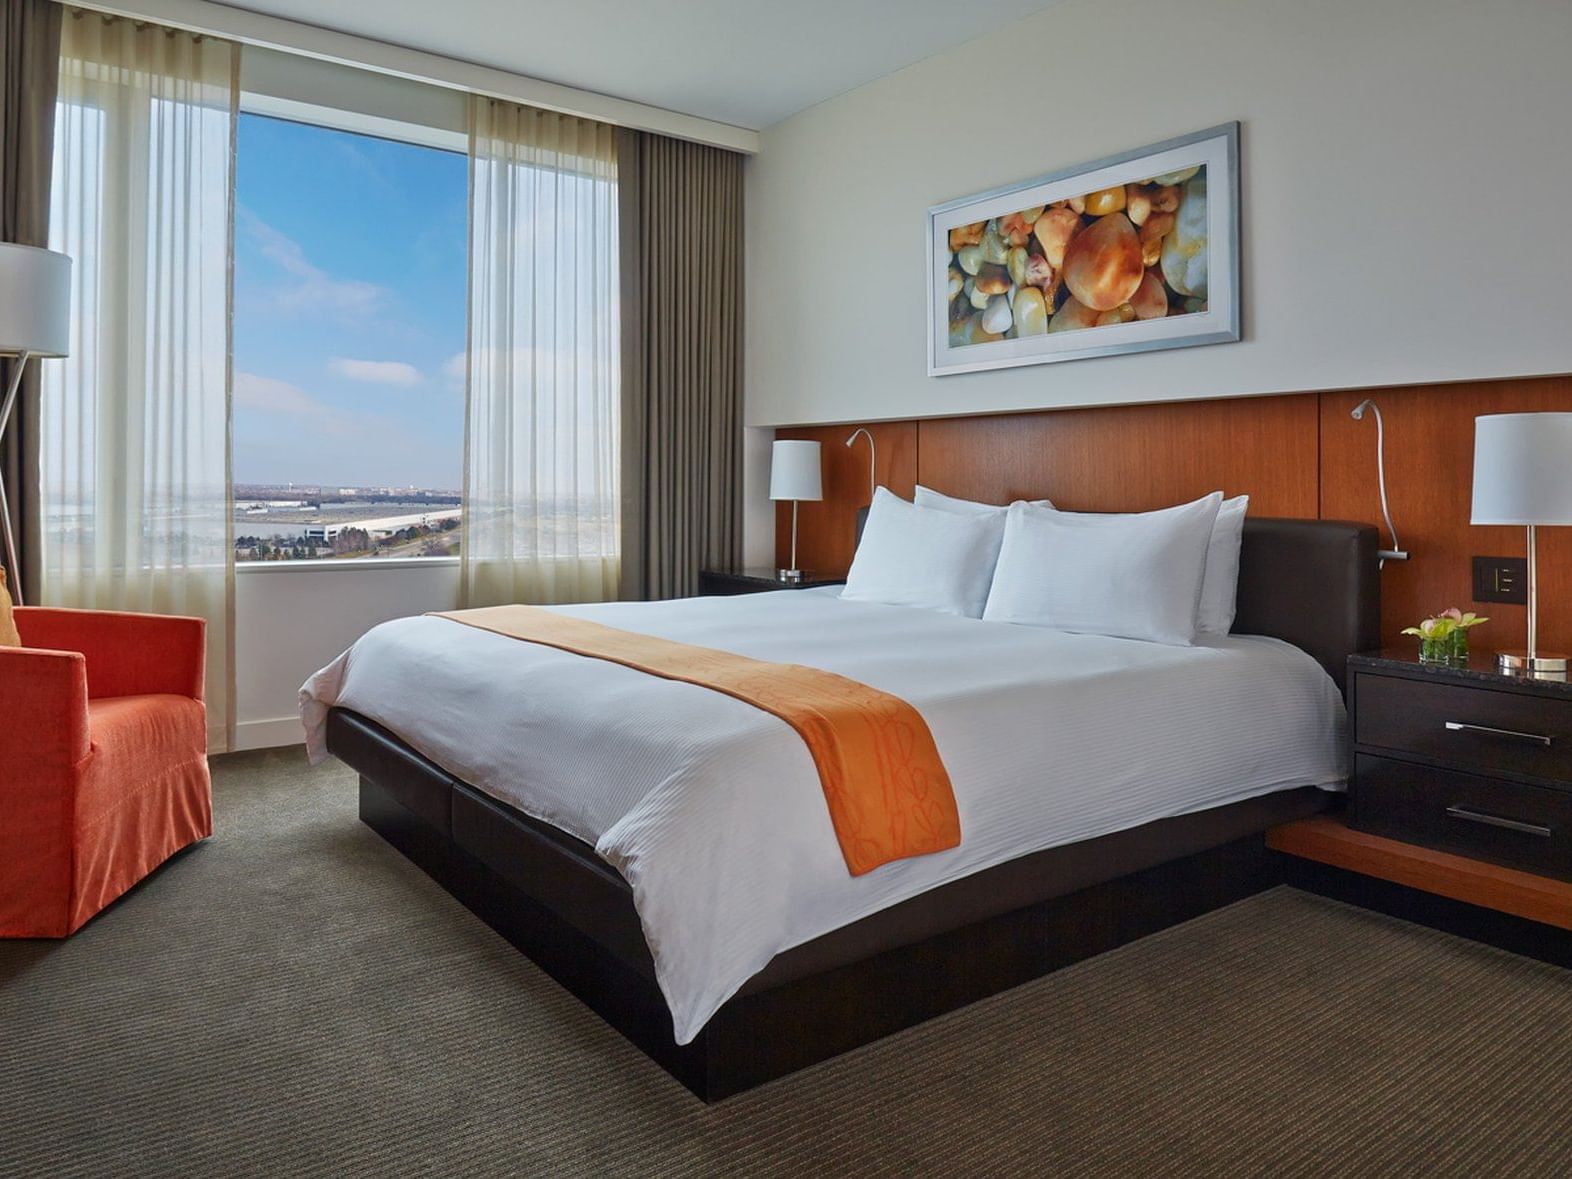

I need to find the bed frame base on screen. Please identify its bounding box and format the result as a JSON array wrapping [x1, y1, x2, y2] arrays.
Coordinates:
[[361, 773, 1284, 1101]]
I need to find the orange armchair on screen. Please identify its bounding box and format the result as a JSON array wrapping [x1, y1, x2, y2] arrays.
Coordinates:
[[1, 607, 212, 937]]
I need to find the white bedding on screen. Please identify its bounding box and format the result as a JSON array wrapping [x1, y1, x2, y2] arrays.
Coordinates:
[[300, 589, 1347, 1044]]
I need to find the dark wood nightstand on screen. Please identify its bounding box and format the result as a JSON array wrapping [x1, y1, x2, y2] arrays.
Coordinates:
[[697, 568, 844, 596], [1346, 649, 1572, 881], [1268, 650, 1572, 969]]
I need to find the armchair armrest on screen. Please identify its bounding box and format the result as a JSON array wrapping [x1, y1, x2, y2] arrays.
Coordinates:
[[13, 607, 206, 701], [0, 646, 91, 764]]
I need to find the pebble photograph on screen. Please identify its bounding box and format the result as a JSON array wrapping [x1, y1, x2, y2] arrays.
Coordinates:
[[945, 165, 1208, 349]]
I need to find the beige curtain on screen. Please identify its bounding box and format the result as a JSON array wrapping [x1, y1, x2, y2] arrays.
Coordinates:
[[43, 12, 237, 750], [462, 96, 620, 607], [0, 0, 61, 605], [617, 129, 743, 601]]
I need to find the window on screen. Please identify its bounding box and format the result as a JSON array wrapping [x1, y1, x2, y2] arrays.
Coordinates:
[[232, 113, 467, 562]]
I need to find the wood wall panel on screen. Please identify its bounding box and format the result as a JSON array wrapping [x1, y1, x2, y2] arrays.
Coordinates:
[[917, 396, 1320, 517], [1319, 376, 1572, 655], [773, 373, 1572, 652], [773, 421, 916, 575]]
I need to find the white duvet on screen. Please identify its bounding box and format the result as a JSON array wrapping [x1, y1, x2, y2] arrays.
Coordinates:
[[301, 589, 1346, 1044]]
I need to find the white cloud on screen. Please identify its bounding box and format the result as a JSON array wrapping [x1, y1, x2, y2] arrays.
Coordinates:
[[233, 371, 356, 437], [240, 209, 387, 320], [330, 358, 421, 386], [234, 372, 320, 415], [443, 352, 467, 382]]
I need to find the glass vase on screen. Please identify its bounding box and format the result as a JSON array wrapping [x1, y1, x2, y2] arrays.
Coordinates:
[[1419, 635, 1452, 665], [1450, 628, 1470, 667]]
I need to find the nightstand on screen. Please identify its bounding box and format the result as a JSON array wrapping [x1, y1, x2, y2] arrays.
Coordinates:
[[697, 568, 844, 596], [1347, 649, 1572, 881]]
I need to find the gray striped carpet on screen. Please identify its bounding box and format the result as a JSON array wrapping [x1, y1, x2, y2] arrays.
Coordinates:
[[4, 750, 1572, 1177]]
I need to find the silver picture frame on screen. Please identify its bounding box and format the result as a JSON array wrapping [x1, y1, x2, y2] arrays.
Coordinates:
[[927, 122, 1240, 377]]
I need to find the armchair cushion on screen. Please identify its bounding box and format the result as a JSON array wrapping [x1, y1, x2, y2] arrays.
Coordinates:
[[78, 695, 207, 817]]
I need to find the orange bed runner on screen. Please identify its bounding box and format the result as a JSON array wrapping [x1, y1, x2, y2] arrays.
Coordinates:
[[431, 605, 960, 875]]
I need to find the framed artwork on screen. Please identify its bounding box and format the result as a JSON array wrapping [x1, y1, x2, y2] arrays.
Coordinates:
[[928, 122, 1239, 376]]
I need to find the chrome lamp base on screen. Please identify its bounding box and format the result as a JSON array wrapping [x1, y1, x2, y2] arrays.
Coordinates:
[[776, 568, 804, 584], [1497, 524, 1568, 679], [1497, 649, 1569, 677]]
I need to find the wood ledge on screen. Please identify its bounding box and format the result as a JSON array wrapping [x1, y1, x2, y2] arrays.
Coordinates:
[[1268, 816, 1572, 931]]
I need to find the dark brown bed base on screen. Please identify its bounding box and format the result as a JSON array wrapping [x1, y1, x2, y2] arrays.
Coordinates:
[[327, 518, 1380, 1101]]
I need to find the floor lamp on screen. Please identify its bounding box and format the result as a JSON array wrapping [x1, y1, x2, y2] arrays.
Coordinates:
[[0, 243, 73, 606]]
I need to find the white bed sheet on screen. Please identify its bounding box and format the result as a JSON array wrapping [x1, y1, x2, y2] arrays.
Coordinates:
[[301, 589, 1346, 1044]]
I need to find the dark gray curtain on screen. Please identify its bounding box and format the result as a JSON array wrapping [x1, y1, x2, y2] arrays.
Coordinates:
[[617, 127, 743, 601], [0, 0, 60, 604]]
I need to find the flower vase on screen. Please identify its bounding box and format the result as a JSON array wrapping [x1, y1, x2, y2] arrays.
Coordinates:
[[1450, 629, 1470, 667], [1419, 635, 1452, 665]]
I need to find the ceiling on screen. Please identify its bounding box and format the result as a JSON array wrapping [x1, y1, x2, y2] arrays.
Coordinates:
[[218, 0, 1054, 130]]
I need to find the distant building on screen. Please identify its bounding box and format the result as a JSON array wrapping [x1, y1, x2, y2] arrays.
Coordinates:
[[302, 507, 462, 542]]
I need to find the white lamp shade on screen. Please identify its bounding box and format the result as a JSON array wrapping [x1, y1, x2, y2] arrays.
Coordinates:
[[0, 243, 71, 357], [1471, 413, 1572, 525], [769, 440, 823, 502]]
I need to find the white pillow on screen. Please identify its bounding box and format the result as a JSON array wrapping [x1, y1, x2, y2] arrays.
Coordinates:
[[982, 493, 1223, 645], [914, 485, 1054, 516], [1198, 494, 1249, 635], [841, 487, 1005, 617]]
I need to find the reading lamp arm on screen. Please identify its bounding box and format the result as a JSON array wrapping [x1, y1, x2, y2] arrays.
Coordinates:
[[844, 428, 876, 503]]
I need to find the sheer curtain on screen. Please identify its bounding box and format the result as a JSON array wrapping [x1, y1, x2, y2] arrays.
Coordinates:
[[462, 95, 620, 607], [44, 12, 237, 749]]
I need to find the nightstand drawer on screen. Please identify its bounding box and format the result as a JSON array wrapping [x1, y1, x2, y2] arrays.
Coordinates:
[[1356, 673, 1572, 784], [1351, 753, 1572, 880]]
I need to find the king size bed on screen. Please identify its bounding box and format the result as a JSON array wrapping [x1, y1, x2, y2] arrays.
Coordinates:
[[303, 517, 1379, 1100]]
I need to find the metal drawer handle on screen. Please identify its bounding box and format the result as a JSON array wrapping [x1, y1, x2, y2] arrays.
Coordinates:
[[1444, 721, 1554, 747], [1445, 805, 1554, 838]]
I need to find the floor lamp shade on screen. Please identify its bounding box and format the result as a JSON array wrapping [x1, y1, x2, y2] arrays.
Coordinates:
[[0, 244, 73, 606], [1470, 413, 1572, 675], [0, 243, 72, 357], [769, 440, 822, 583], [769, 440, 823, 503]]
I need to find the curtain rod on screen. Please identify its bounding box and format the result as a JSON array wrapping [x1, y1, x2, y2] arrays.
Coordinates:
[[66, 0, 761, 154]]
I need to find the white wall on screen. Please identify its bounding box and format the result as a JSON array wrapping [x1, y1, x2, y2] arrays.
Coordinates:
[[233, 562, 460, 750], [744, 0, 1572, 431]]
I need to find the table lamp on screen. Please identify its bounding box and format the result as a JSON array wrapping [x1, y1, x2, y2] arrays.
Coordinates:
[[1471, 412, 1572, 675], [769, 439, 822, 583], [0, 242, 73, 606]]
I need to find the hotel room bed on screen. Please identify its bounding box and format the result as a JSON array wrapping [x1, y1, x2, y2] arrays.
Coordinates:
[[307, 517, 1379, 1099]]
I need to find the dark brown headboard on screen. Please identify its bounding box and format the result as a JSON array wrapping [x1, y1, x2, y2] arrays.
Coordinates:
[[1234, 518, 1380, 692]]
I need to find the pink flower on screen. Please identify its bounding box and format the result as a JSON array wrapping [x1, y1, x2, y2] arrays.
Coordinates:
[[1440, 607, 1464, 622]]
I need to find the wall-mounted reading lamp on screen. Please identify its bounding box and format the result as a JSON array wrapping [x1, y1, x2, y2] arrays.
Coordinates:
[[844, 427, 877, 502], [845, 428, 877, 548], [1350, 399, 1409, 567]]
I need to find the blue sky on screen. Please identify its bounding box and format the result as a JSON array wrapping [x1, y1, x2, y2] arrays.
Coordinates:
[[233, 114, 467, 490]]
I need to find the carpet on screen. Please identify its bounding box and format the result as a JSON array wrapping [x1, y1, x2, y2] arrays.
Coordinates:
[[3, 749, 1572, 1178]]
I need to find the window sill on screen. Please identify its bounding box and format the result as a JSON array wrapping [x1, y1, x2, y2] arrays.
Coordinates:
[[235, 556, 460, 574]]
